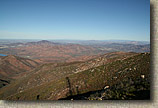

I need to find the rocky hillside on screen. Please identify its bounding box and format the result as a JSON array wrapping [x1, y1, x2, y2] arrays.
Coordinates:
[[0, 55, 39, 88], [0, 52, 150, 100]]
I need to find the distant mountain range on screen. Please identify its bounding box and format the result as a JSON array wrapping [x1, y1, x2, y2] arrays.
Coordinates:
[[0, 40, 150, 63], [50, 39, 150, 45]]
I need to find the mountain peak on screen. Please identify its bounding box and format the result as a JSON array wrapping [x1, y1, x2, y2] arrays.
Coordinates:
[[25, 40, 60, 46], [0, 54, 39, 79], [38, 40, 51, 43], [4, 55, 17, 60]]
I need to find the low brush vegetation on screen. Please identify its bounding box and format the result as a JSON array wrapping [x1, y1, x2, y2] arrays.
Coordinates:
[[0, 52, 150, 100]]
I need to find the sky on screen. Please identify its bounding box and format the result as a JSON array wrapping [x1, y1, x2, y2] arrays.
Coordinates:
[[0, 0, 150, 41]]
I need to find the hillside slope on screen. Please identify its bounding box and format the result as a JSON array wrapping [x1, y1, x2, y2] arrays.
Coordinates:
[[0, 52, 135, 98], [0, 52, 149, 100], [0, 55, 39, 88]]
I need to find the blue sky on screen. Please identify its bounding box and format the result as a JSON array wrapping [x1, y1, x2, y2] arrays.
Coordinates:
[[0, 0, 150, 41]]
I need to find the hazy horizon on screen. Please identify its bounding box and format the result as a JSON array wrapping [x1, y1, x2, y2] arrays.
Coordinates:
[[0, 38, 150, 42], [0, 0, 150, 41]]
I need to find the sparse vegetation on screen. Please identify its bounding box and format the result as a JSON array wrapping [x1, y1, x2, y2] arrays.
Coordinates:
[[0, 52, 150, 100]]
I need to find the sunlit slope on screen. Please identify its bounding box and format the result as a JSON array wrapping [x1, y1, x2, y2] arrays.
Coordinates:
[[0, 55, 39, 88], [0, 55, 39, 78], [0, 52, 149, 100]]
